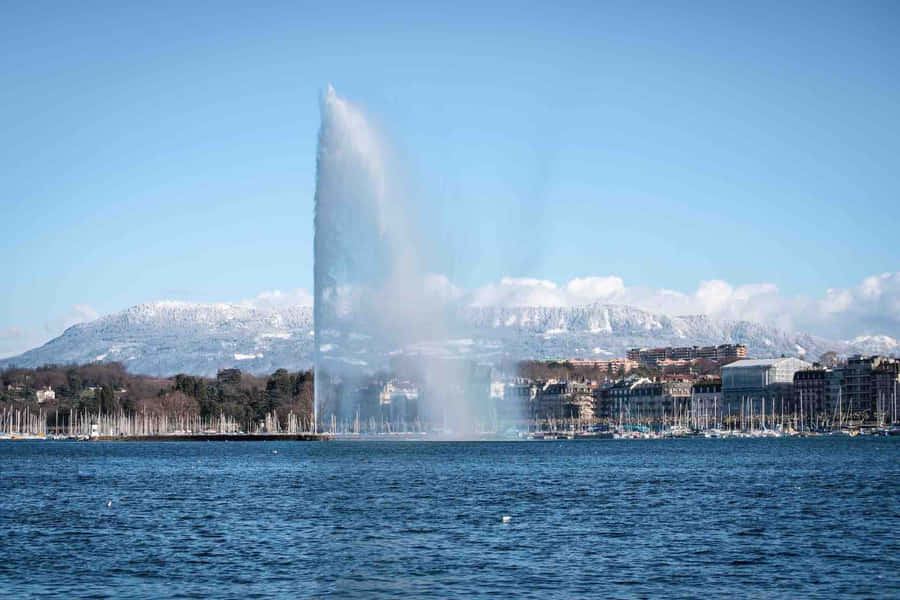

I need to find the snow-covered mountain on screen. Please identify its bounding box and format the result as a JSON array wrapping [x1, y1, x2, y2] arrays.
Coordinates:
[[1, 301, 895, 376], [455, 305, 900, 363], [0, 301, 315, 377]]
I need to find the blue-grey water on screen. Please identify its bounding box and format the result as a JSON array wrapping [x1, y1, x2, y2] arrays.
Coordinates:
[[2, 438, 898, 598]]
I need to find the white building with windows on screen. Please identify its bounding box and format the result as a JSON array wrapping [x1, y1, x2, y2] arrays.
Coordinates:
[[721, 357, 811, 414]]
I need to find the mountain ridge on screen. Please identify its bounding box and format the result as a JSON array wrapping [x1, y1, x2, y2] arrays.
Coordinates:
[[1, 300, 895, 377]]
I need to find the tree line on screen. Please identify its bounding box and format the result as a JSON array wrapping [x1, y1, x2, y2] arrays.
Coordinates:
[[0, 363, 313, 428]]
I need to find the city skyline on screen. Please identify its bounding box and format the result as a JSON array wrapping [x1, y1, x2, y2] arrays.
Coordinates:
[[3, 1, 899, 357]]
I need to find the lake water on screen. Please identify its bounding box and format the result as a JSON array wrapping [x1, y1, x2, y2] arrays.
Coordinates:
[[1, 438, 898, 598]]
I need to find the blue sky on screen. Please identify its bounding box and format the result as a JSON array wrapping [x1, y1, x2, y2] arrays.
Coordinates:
[[2, 0, 899, 356]]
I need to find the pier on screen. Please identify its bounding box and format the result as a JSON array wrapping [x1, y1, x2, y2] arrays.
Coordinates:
[[90, 433, 331, 442]]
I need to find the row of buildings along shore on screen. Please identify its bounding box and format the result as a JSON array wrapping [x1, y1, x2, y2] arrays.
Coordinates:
[[3, 344, 898, 436], [514, 346, 898, 430], [356, 344, 899, 433]]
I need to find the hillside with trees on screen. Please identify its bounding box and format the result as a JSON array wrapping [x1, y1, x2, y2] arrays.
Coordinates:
[[1, 363, 313, 433]]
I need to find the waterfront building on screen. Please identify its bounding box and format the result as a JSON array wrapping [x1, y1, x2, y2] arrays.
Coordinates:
[[601, 377, 645, 423], [379, 381, 420, 426], [790, 367, 844, 424], [601, 377, 692, 425], [534, 380, 594, 421], [824, 368, 845, 421], [497, 379, 537, 423], [793, 357, 899, 425], [631, 380, 691, 423], [792, 367, 846, 425], [591, 382, 617, 420], [873, 362, 900, 425], [721, 357, 811, 417], [691, 380, 722, 428], [793, 368, 828, 419], [842, 356, 899, 422], [356, 381, 385, 423]]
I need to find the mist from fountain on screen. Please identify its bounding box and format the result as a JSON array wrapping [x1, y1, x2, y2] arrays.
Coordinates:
[[313, 85, 490, 434]]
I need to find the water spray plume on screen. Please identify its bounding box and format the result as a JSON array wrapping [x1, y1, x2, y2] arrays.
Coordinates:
[[313, 86, 519, 435]]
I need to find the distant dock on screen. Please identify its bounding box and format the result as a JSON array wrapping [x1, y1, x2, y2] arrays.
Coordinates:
[[90, 433, 331, 442]]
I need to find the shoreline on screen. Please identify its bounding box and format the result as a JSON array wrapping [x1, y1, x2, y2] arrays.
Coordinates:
[[3, 430, 898, 442], [92, 433, 331, 442], [0, 433, 332, 442]]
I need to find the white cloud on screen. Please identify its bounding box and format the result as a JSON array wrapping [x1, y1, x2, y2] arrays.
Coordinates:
[[810, 272, 900, 338], [566, 276, 626, 302], [423, 273, 462, 302], [468, 277, 567, 307], [242, 289, 314, 309]]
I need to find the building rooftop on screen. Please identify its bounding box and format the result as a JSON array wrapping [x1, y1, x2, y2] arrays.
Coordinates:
[[721, 358, 809, 369]]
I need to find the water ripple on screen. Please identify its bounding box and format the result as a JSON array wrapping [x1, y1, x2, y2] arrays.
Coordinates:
[[0, 438, 898, 598]]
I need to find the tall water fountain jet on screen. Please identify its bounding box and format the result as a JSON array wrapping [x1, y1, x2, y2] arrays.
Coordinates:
[[315, 86, 432, 431], [313, 86, 514, 435]]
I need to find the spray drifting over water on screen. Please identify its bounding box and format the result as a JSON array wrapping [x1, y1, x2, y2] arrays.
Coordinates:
[[313, 86, 492, 434]]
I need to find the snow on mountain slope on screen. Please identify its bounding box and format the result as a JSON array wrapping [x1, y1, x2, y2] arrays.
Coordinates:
[[455, 305, 847, 362], [0, 301, 895, 376], [0, 301, 315, 377], [846, 334, 898, 354]]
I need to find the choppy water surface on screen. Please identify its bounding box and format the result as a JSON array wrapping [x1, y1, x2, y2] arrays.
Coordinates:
[[2, 438, 898, 598]]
